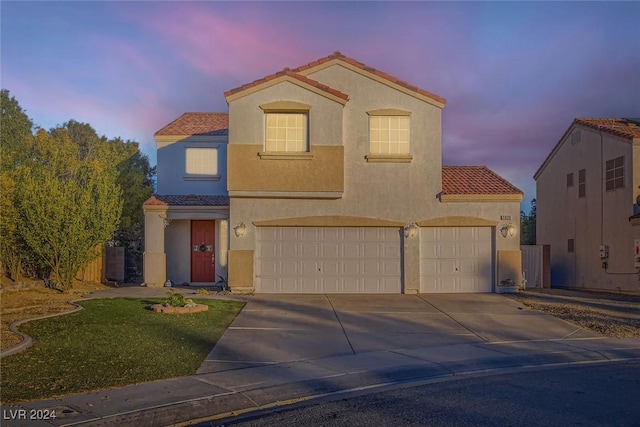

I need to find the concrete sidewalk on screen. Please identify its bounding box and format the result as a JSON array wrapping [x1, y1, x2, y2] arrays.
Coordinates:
[[3, 291, 640, 427]]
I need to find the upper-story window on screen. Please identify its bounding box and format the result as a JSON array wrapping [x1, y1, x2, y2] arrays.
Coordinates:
[[578, 168, 586, 198], [366, 109, 412, 163], [605, 156, 624, 191], [185, 147, 219, 180], [370, 116, 410, 155], [265, 112, 308, 152]]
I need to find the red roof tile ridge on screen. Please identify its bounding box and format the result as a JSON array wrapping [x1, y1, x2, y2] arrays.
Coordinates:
[[155, 112, 229, 136], [224, 69, 348, 100], [574, 118, 640, 139], [143, 195, 168, 206], [442, 165, 522, 195]]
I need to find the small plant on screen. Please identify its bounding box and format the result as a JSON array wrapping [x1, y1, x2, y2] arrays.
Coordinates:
[[216, 275, 229, 291], [164, 290, 186, 307], [196, 288, 210, 295]]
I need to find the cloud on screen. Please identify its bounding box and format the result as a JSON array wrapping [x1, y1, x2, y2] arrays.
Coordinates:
[[127, 3, 310, 82]]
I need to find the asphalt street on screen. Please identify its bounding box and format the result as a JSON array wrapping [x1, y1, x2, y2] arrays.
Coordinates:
[[210, 361, 640, 427]]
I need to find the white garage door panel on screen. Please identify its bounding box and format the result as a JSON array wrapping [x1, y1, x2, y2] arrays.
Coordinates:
[[420, 227, 493, 293], [256, 227, 401, 293]]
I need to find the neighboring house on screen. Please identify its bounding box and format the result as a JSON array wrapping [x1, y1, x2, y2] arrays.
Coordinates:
[[535, 118, 640, 293], [144, 52, 523, 293]]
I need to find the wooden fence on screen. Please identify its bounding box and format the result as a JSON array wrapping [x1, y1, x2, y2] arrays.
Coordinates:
[[77, 246, 125, 283]]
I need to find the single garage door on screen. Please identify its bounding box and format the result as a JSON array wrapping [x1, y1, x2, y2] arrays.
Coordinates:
[[420, 227, 493, 293], [256, 227, 401, 293]]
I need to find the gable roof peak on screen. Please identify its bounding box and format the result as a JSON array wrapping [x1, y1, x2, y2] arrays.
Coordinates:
[[293, 52, 447, 107]]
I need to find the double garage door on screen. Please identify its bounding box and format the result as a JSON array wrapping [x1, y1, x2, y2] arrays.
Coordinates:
[[256, 226, 493, 293], [256, 227, 401, 293]]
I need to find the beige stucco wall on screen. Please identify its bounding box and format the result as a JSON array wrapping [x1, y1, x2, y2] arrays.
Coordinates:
[[536, 125, 638, 292], [143, 207, 167, 287], [228, 145, 344, 193], [497, 250, 522, 292], [228, 250, 254, 289], [165, 220, 191, 284]]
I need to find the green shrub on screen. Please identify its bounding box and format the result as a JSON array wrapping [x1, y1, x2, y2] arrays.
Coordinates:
[[165, 292, 186, 307]]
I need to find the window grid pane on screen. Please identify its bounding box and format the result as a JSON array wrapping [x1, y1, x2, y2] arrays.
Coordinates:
[[265, 113, 307, 152], [186, 148, 218, 175], [370, 116, 410, 154], [605, 156, 624, 191]]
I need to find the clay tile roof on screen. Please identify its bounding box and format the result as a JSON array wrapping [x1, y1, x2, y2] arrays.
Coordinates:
[[292, 51, 447, 105], [155, 113, 229, 136], [143, 195, 229, 207], [574, 118, 640, 140], [224, 70, 349, 101], [442, 166, 523, 195]]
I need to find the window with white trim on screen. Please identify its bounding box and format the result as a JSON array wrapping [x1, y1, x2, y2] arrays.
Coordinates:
[[265, 113, 307, 152], [185, 147, 218, 176], [605, 156, 624, 191], [369, 116, 410, 155]]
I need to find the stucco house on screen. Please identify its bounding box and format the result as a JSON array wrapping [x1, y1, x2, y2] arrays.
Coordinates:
[[143, 52, 524, 294], [535, 118, 640, 293]]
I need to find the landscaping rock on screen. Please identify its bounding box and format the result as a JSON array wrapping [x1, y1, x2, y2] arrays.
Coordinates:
[[151, 303, 208, 314]]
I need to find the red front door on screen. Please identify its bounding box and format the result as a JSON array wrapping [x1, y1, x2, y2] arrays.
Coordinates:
[[191, 220, 215, 282]]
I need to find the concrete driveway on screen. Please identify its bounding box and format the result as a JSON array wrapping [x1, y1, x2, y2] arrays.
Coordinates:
[[198, 293, 599, 374]]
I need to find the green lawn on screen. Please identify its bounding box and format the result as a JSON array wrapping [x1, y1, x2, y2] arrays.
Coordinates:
[[0, 298, 245, 403]]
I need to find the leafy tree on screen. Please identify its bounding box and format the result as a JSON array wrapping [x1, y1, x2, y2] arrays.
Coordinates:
[[0, 89, 43, 280], [114, 145, 155, 243], [1, 91, 153, 286], [59, 120, 155, 244], [17, 128, 124, 290], [0, 89, 33, 169]]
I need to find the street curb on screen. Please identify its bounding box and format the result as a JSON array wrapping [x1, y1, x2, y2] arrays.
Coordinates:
[[26, 353, 640, 427]]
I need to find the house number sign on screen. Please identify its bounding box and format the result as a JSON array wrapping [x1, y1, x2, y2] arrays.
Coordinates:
[[500, 215, 512, 221]]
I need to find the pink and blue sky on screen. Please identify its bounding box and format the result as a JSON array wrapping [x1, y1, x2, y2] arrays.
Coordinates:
[[2, 1, 639, 208]]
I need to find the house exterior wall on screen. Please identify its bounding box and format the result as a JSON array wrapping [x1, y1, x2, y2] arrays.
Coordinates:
[[536, 124, 639, 292], [226, 63, 522, 291], [156, 135, 228, 196], [165, 219, 191, 284]]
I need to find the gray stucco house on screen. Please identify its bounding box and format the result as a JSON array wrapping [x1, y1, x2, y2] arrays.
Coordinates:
[[143, 52, 524, 294], [535, 118, 640, 293]]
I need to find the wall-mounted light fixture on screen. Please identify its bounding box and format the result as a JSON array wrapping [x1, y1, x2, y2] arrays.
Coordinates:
[[403, 222, 419, 238], [159, 214, 171, 228], [500, 223, 516, 238], [233, 222, 246, 237]]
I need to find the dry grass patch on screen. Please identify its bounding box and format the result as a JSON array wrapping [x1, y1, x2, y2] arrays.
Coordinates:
[[1, 280, 108, 350]]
